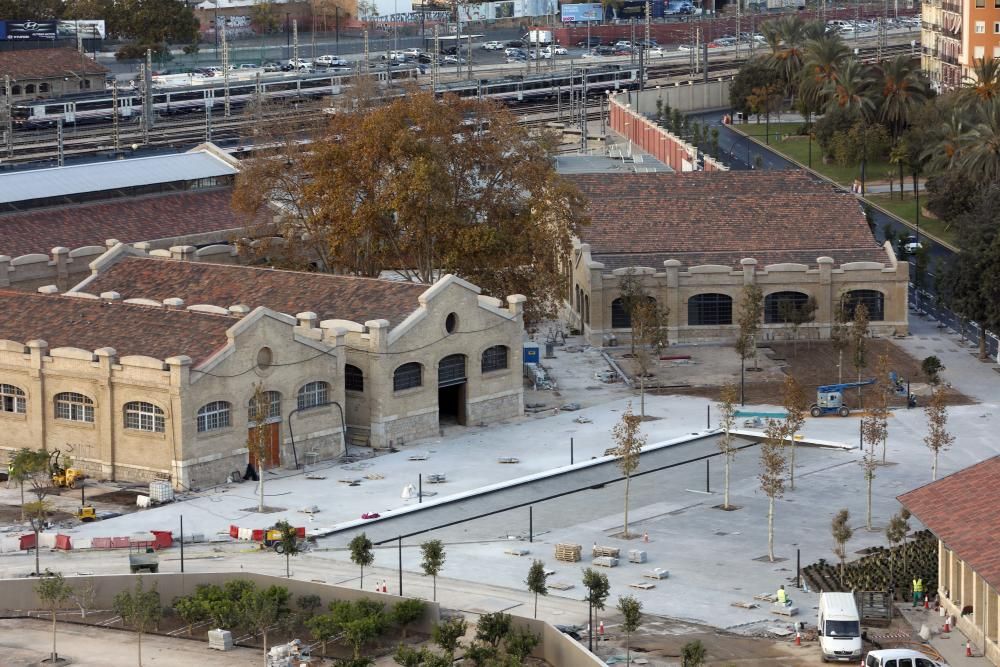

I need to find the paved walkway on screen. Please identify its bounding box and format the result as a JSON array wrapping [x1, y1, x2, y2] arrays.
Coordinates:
[[897, 606, 993, 666]]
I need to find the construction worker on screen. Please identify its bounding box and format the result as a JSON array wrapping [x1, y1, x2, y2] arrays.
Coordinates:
[[912, 577, 924, 607], [776, 585, 791, 607]]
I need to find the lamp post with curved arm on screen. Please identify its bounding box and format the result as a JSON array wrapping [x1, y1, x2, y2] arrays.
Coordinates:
[[287, 400, 350, 470]]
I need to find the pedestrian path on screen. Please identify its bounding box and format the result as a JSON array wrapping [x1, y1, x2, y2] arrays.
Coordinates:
[[897, 606, 993, 666]]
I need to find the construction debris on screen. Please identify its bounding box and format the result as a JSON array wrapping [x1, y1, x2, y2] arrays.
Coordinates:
[[630, 581, 656, 590], [573, 416, 593, 424], [548, 581, 575, 590], [504, 548, 530, 556], [304, 475, 327, 480], [298, 505, 320, 514], [560, 403, 582, 411], [643, 568, 669, 580], [497, 457, 520, 464], [730, 601, 759, 609], [364, 473, 384, 480], [555, 543, 582, 563]]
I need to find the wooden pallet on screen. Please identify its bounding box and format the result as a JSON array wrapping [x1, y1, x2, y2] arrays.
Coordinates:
[[592, 545, 621, 558], [555, 543, 582, 563]]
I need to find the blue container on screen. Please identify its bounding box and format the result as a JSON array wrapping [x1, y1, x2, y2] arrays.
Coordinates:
[[523, 343, 540, 365]]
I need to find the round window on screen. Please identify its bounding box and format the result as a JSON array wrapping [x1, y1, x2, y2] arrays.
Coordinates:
[[445, 313, 458, 334], [256, 347, 273, 370]]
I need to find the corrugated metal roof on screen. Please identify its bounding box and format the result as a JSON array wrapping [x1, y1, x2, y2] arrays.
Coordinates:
[[0, 149, 239, 205]]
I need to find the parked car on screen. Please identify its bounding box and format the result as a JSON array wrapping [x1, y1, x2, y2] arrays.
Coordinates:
[[262, 61, 283, 72], [614, 40, 633, 49], [482, 40, 505, 50], [900, 235, 923, 254], [550, 44, 568, 54], [541, 44, 567, 56], [864, 650, 948, 667], [287, 58, 312, 69], [315, 54, 349, 67], [505, 39, 525, 47], [442, 54, 466, 64], [403, 47, 423, 56], [647, 46, 666, 56], [576, 36, 602, 47], [504, 47, 525, 57], [592, 45, 617, 56], [635, 38, 659, 47]]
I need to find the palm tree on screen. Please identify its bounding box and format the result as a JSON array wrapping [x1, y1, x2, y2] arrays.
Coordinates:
[[961, 57, 1000, 106], [956, 99, 1000, 186], [826, 58, 877, 120], [921, 110, 971, 174], [803, 34, 850, 88], [879, 55, 929, 139]]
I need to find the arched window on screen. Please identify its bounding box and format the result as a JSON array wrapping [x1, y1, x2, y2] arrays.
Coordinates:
[[842, 290, 885, 322], [248, 391, 282, 421], [611, 298, 631, 328], [55, 392, 94, 422], [25, 84, 35, 94], [438, 355, 467, 386], [197, 401, 231, 432], [688, 293, 733, 326], [39, 83, 49, 93], [764, 291, 810, 324], [1, 384, 27, 414], [11, 85, 21, 96], [584, 294, 590, 325], [297, 381, 330, 410], [394, 362, 422, 391], [124, 401, 165, 432], [482, 345, 509, 373], [345, 365, 364, 392]]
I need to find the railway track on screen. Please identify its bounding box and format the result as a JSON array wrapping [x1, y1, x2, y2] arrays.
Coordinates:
[[0, 40, 916, 167]]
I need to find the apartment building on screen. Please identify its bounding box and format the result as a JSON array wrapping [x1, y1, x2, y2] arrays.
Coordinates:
[[922, 0, 1000, 90]]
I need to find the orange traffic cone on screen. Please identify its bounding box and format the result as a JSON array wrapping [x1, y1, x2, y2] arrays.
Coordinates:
[[598, 621, 605, 636], [943, 617, 951, 633], [924, 596, 929, 610], [795, 631, 801, 646], [966, 641, 973, 657], [643, 532, 649, 543], [383, 583, 388, 593]]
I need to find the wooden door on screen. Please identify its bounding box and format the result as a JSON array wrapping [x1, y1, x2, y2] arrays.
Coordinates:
[[248, 422, 281, 470]]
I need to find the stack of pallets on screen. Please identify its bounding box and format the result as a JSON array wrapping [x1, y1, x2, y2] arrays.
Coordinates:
[[592, 545, 621, 558], [555, 543, 582, 562]]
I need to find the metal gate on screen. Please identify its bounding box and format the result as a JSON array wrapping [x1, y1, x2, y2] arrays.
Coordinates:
[[438, 354, 467, 387]]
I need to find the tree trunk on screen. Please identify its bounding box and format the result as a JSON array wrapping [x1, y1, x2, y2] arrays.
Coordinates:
[[838, 349, 843, 384], [789, 432, 796, 491], [263, 630, 268, 667], [724, 454, 731, 510], [138, 631, 143, 667], [34, 527, 40, 575], [20, 482, 24, 520], [623, 474, 631, 537], [258, 471, 265, 513], [286, 552, 290, 577], [866, 472, 873, 530], [51, 607, 58, 662], [932, 451, 938, 481], [360, 565, 364, 590], [433, 575, 437, 602], [979, 330, 987, 360], [626, 632, 631, 665], [640, 374, 645, 419], [839, 555, 844, 587], [767, 496, 775, 562], [882, 434, 887, 465], [534, 592, 538, 618]]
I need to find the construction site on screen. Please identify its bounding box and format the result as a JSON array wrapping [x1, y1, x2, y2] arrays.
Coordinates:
[[0, 312, 996, 666]]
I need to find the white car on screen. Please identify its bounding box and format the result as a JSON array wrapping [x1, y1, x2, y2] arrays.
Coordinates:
[[287, 58, 312, 69], [403, 47, 423, 56], [614, 40, 633, 49], [548, 44, 567, 55], [482, 40, 504, 50], [314, 54, 348, 67], [504, 47, 524, 57], [864, 649, 948, 667], [647, 46, 666, 57]]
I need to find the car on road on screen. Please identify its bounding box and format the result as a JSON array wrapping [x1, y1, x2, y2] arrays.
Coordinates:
[[442, 54, 466, 64], [576, 36, 602, 47], [403, 47, 423, 56], [864, 649, 948, 667], [262, 61, 283, 72], [286, 58, 312, 70], [505, 39, 525, 47], [482, 40, 504, 50], [542, 44, 567, 56], [614, 40, 633, 49], [315, 54, 349, 67], [647, 46, 666, 56], [900, 235, 923, 254], [590, 45, 617, 56], [504, 47, 525, 57]]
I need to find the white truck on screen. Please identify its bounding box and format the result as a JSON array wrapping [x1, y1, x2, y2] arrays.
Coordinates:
[[817, 592, 863, 663], [522, 29, 553, 46]]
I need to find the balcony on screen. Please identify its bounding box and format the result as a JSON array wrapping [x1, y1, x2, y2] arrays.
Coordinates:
[[941, 2, 960, 13]]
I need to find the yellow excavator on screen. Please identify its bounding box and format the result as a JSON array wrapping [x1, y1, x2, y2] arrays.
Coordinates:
[[49, 450, 85, 489]]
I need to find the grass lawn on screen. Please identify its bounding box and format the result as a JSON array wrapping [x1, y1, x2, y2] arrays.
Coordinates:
[[865, 193, 958, 248], [732, 120, 894, 187]]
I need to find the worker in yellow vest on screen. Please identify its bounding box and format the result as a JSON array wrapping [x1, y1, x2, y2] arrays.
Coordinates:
[[912, 578, 924, 607], [776, 585, 791, 607]]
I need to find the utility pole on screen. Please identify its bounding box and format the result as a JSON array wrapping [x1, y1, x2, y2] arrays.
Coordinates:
[[364, 29, 370, 75], [222, 23, 231, 117], [736, 0, 742, 60], [141, 48, 153, 144], [3, 75, 12, 159], [57, 117, 64, 167], [205, 98, 212, 141], [112, 83, 120, 154], [293, 19, 299, 74], [432, 25, 440, 88]]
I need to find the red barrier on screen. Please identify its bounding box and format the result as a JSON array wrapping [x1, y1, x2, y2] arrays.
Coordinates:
[[251, 529, 264, 542], [19, 533, 35, 550], [55, 534, 72, 550], [111, 537, 130, 549], [230, 525, 239, 539], [151, 530, 173, 550], [91, 537, 111, 549], [296, 527, 306, 538]]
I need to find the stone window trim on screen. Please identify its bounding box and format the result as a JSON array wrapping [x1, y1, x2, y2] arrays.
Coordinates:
[[196, 400, 232, 433], [763, 290, 811, 324], [297, 381, 331, 411], [687, 293, 734, 327], [123, 401, 166, 433], [345, 365, 364, 393], [55, 392, 96, 423], [481, 345, 510, 373], [393, 362, 423, 392], [1, 384, 27, 415], [841, 289, 886, 322]]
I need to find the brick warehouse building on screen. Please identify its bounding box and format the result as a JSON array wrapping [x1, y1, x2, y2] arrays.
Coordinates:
[[0, 47, 108, 102], [899, 456, 1000, 665], [0, 244, 525, 489], [563, 170, 909, 346]]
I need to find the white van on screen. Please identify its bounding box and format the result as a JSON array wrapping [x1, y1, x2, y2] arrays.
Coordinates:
[[864, 649, 949, 667], [818, 592, 862, 662]]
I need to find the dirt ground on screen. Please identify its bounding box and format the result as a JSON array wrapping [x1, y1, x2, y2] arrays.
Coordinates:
[[613, 339, 972, 408]]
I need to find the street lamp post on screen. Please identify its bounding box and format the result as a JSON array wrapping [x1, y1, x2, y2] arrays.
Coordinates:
[[286, 12, 291, 59], [808, 132, 813, 168]]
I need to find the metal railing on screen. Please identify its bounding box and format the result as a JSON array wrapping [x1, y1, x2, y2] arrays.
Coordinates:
[[908, 284, 1000, 361]]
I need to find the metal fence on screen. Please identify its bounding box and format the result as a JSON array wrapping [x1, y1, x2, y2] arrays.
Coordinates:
[[908, 284, 1000, 362]]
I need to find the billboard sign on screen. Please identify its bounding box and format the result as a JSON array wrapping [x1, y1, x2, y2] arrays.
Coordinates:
[[4, 20, 58, 40], [561, 3, 602, 21], [57, 20, 107, 39]]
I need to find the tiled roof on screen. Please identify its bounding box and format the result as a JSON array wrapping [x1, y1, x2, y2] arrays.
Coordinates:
[[0, 189, 253, 258], [898, 456, 1000, 591], [0, 289, 234, 364], [570, 171, 884, 269], [0, 47, 108, 80], [82, 257, 428, 326], [595, 249, 887, 271]]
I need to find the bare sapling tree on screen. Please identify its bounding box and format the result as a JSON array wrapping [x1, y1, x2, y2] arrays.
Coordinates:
[[778, 296, 817, 355], [830, 294, 851, 384], [781, 375, 807, 491], [631, 297, 671, 419], [885, 510, 909, 586], [247, 382, 272, 512], [831, 509, 854, 588], [736, 284, 764, 404], [872, 351, 891, 464], [717, 383, 739, 510], [860, 410, 884, 531], [759, 419, 788, 562], [850, 303, 870, 408], [36, 571, 73, 664], [923, 388, 954, 481], [612, 403, 646, 538], [617, 269, 646, 356]]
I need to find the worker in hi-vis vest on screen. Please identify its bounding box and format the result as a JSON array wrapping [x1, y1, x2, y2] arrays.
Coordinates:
[[912, 578, 924, 607], [776, 585, 791, 606]]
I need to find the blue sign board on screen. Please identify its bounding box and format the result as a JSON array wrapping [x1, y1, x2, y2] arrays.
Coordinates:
[[561, 3, 602, 21]]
